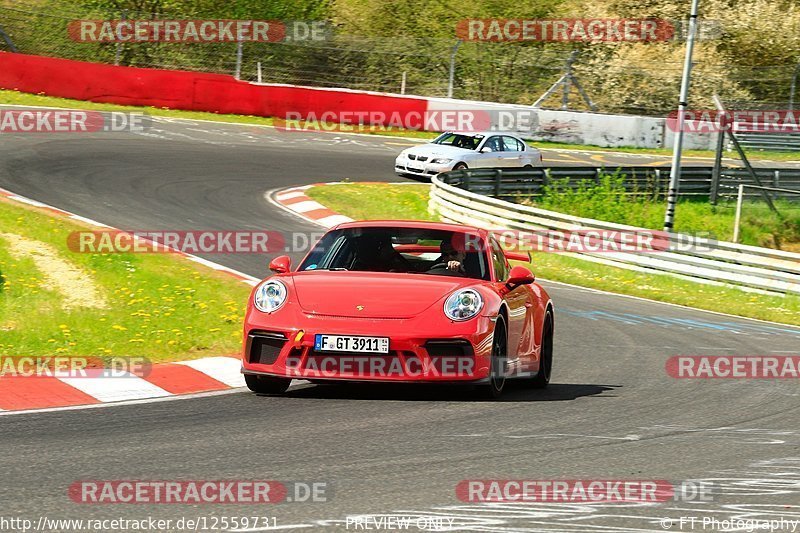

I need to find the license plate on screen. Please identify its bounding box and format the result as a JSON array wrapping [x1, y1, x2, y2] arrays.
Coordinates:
[[314, 334, 389, 354], [407, 165, 423, 172]]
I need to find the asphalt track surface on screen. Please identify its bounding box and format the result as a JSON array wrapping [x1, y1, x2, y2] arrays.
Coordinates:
[[1, 116, 800, 532]]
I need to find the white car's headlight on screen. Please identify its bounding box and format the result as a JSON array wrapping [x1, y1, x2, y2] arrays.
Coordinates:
[[444, 289, 483, 321], [431, 158, 453, 164], [254, 280, 287, 313]]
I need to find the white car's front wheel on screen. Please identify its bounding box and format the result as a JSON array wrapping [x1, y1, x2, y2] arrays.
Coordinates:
[[453, 162, 468, 170]]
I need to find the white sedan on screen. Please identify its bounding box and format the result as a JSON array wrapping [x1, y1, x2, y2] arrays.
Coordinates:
[[395, 131, 542, 178]]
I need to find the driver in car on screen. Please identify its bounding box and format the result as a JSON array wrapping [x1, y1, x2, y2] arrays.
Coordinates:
[[437, 238, 466, 273]]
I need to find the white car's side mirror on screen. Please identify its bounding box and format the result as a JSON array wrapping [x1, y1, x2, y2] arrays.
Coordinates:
[[480, 147, 493, 153]]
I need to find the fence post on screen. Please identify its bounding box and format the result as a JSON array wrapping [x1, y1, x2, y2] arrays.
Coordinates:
[[447, 40, 461, 98], [494, 169, 503, 197], [463, 171, 470, 191], [234, 40, 243, 80], [710, 129, 725, 204], [257, 61, 262, 83], [114, 9, 127, 66], [0, 23, 17, 52]]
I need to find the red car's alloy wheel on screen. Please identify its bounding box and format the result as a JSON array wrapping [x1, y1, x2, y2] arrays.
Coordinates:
[[530, 311, 553, 389], [480, 315, 507, 399]]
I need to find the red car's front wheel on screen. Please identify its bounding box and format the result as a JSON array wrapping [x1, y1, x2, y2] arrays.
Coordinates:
[[530, 311, 553, 389], [478, 316, 507, 399], [245, 374, 291, 395]]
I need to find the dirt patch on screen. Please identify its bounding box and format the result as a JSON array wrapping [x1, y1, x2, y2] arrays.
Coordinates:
[[0, 232, 108, 309]]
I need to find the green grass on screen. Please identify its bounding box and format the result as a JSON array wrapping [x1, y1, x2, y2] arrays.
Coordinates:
[[304, 182, 800, 326], [525, 175, 800, 250], [3, 89, 798, 160], [0, 197, 251, 361], [307, 183, 437, 221]]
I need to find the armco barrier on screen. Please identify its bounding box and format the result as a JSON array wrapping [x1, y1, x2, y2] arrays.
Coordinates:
[[429, 175, 800, 296], [442, 166, 800, 200], [0, 52, 427, 124]]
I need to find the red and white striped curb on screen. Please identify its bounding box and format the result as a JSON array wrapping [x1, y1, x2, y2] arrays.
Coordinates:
[[0, 356, 245, 412], [0, 187, 257, 412], [272, 184, 354, 228]]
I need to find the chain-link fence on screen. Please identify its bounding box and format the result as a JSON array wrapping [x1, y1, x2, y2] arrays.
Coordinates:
[[1, 1, 799, 117]]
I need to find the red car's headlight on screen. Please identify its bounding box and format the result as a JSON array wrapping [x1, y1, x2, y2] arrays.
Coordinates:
[[444, 289, 483, 321], [254, 279, 287, 313]]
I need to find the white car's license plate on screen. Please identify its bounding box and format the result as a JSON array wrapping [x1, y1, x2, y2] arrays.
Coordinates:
[[314, 334, 389, 354]]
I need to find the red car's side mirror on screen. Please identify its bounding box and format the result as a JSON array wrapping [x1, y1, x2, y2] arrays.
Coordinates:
[[507, 265, 535, 287], [269, 255, 291, 274]]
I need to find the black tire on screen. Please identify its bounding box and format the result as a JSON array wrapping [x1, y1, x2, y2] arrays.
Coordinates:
[[245, 374, 291, 395], [530, 311, 553, 389], [453, 162, 468, 170], [477, 316, 507, 399]]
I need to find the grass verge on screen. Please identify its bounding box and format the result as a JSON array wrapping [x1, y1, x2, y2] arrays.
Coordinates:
[[0, 196, 251, 361], [305, 182, 800, 326], [2, 89, 799, 161]]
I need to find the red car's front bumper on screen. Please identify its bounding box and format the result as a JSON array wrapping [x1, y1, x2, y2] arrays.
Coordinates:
[[242, 306, 495, 383]]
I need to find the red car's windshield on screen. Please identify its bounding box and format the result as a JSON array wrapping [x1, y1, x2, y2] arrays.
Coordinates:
[[299, 227, 490, 280]]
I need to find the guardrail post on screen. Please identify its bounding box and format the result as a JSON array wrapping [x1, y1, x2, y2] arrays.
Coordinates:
[[542, 168, 551, 196], [733, 184, 744, 243], [654, 169, 661, 198], [494, 169, 503, 196], [463, 171, 471, 191], [774, 170, 780, 201]]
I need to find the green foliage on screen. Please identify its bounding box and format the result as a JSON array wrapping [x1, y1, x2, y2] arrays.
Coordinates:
[[530, 173, 800, 249]]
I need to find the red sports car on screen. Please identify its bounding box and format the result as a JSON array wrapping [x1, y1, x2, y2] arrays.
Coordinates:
[[242, 221, 554, 398]]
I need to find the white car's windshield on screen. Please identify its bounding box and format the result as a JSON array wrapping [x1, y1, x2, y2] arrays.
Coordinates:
[[432, 133, 483, 150]]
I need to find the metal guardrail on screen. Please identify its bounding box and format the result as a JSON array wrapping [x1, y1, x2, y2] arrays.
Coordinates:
[[735, 133, 800, 152], [429, 175, 800, 296], [438, 166, 800, 200]]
